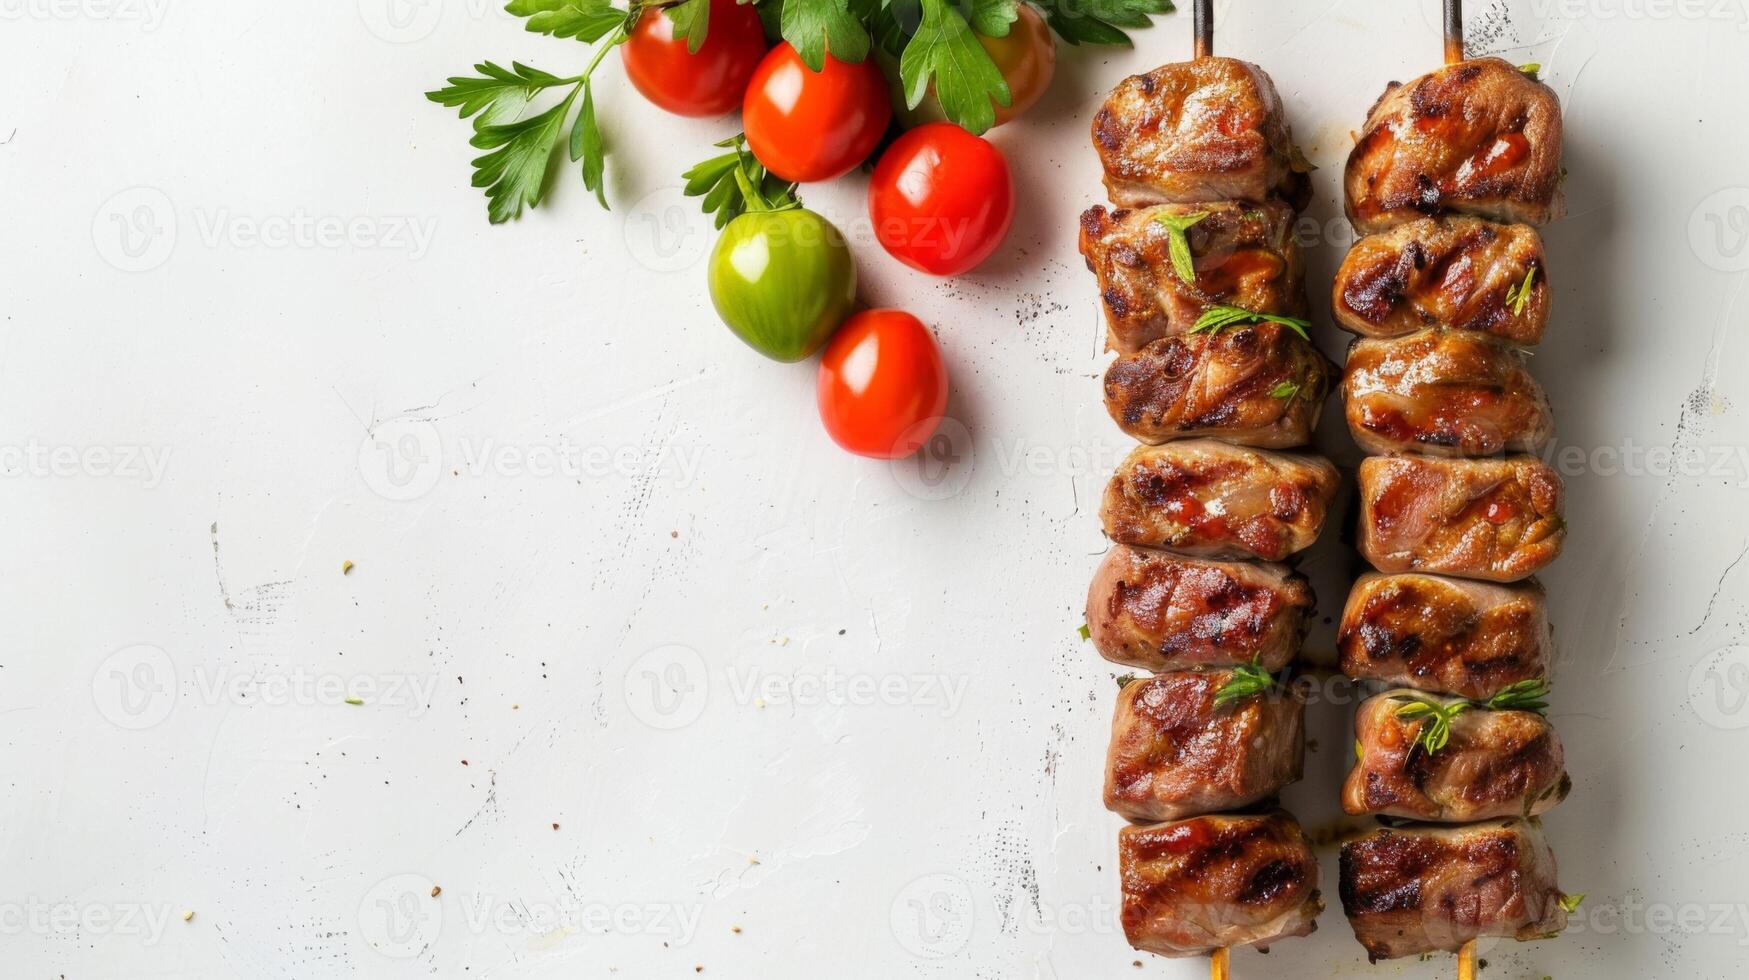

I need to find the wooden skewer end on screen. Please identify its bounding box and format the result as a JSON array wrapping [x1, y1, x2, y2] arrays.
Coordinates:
[[1457, 939, 1478, 980]]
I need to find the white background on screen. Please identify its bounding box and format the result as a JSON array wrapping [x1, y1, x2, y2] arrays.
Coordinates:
[[4, 0, 1749, 976]]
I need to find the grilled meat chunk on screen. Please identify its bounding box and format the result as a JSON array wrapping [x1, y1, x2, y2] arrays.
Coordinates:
[[1105, 670, 1305, 822], [1339, 572, 1552, 700], [1086, 545, 1313, 673], [1094, 57, 1310, 208], [1121, 810, 1323, 957], [1344, 690, 1569, 822], [1340, 819, 1568, 961], [1342, 329, 1554, 457], [1346, 58, 1564, 233], [1104, 325, 1335, 449], [1357, 455, 1564, 582], [1080, 201, 1308, 354], [1334, 217, 1549, 345], [1102, 440, 1339, 561]]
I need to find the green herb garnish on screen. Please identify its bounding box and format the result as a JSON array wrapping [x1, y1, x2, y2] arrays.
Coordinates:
[[682, 134, 800, 229], [1394, 679, 1553, 756], [1191, 304, 1312, 341], [1077, 623, 1091, 641], [1154, 210, 1209, 285], [1505, 265, 1538, 316], [1213, 657, 1276, 708], [1392, 693, 1471, 755], [1116, 672, 1137, 689], [1558, 892, 1585, 913], [1519, 62, 1542, 79], [1269, 379, 1304, 403], [1486, 678, 1551, 714]]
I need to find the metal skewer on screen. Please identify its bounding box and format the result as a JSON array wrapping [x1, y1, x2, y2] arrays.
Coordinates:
[[1194, 0, 1213, 59], [1443, 0, 1464, 64]]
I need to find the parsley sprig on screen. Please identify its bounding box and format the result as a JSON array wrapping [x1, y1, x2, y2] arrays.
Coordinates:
[[430, 0, 1172, 222], [1392, 679, 1552, 757], [1212, 657, 1277, 708], [1190, 304, 1312, 341], [682, 134, 800, 228], [1269, 378, 1304, 403]]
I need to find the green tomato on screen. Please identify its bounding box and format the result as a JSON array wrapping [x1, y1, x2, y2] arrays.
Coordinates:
[[708, 207, 857, 363]]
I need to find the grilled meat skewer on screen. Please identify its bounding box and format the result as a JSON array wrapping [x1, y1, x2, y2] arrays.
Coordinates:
[[1342, 329, 1554, 457], [1104, 324, 1335, 449], [1357, 454, 1565, 582], [1346, 57, 1564, 233], [1340, 818, 1569, 961], [1105, 670, 1305, 822], [1080, 200, 1308, 354], [1334, 216, 1548, 344], [1101, 440, 1340, 561], [1339, 572, 1551, 700], [1087, 545, 1313, 673], [1095, 57, 1311, 209], [1121, 809, 1323, 957], [1344, 689, 1569, 822]]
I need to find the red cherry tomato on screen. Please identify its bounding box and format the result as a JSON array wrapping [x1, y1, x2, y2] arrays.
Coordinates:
[[817, 310, 949, 459], [743, 43, 892, 183], [868, 122, 1015, 276], [621, 0, 767, 117]]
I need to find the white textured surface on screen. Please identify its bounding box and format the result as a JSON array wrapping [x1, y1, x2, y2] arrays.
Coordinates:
[[4, 0, 1749, 976]]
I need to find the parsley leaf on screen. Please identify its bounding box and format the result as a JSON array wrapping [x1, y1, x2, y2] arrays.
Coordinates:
[[1190, 303, 1312, 341], [1519, 62, 1542, 79], [900, 0, 1011, 135], [781, 0, 872, 70], [505, 0, 626, 42], [970, 0, 1018, 36], [426, 61, 576, 124], [665, 0, 713, 53], [1153, 210, 1207, 284], [469, 86, 580, 224], [682, 134, 800, 228], [1558, 893, 1585, 914], [571, 80, 608, 208], [1035, 0, 1174, 46]]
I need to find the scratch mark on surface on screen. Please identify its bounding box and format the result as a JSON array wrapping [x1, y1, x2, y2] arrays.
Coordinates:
[[1689, 539, 1749, 636], [455, 769, 501, 837]]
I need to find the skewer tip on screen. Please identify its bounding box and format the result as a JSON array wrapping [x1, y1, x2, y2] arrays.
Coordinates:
[[1443, 0, 1465, 64], [1210, 946, 1230, 980], [1193, 0, 1213, 60], [1457, 939, 1478, 980]]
